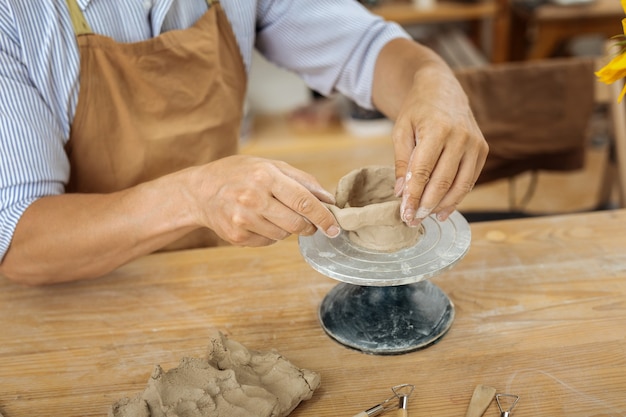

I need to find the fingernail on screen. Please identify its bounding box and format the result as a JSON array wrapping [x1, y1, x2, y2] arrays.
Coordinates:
[[402, 208, 415, 223], [436, 207, 455, 222], [394, 177, 405, 197], [407, 208, 431, 227], [325, 225, 341, 238], [408, 217, 423, 228]]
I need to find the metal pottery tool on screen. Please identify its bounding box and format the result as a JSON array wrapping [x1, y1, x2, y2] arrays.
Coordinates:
[[393, 384, 415, 417], [495, 393, 520, 417], [351, 384, 415, 417], [299, 211, 471, 354], [351, 393, 396, 417], [464, 385, 497, 417]]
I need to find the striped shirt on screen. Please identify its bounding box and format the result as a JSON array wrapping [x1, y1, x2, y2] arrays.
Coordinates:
[[0, 0, 409, 259]]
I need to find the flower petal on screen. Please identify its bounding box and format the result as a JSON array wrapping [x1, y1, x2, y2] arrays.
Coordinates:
[[596, 53, 626, 84]]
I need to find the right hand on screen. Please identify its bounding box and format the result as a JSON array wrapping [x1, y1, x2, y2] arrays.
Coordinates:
[[190, 155, 341, 246]]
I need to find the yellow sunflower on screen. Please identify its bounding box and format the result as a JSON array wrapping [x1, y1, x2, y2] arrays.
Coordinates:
[[595, 0, 626, 101]]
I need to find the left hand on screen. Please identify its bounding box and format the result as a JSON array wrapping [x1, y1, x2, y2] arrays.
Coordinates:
[[391, 65, 488, 227]]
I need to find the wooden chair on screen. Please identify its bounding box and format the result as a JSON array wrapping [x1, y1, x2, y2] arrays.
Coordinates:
[[455, 55, 626, 216], [454, 57, 596, 185], [508, 0, 623, 61], [369, 0, 513, 63], [598, 71, 626, 208]]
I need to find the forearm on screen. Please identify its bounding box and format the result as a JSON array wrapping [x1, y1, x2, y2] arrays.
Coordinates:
[[0, 172, 197, 286], [372, 38, 467, 120], [0, 155, 341, 286]]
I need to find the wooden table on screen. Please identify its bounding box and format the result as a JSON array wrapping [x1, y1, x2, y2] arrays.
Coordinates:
[[2, 209, 626, 416]]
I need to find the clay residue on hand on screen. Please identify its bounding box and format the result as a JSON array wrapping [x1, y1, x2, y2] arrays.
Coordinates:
[[328, 165, 423, 252], [109, 331, 320, 417]]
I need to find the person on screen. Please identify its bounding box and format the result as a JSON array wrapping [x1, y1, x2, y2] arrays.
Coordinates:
[[0, 0, 488, 286]]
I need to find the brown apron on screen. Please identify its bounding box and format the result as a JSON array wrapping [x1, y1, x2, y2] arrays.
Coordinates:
[[64, 0, 246, 249]]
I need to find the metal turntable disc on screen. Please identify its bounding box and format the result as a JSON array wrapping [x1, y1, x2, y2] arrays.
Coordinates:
[[298, 211, 471, 286]]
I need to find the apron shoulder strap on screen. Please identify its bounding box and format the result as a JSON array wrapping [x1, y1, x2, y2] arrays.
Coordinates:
[[66, 1, 215, 35], [65, 0, 93, 36]]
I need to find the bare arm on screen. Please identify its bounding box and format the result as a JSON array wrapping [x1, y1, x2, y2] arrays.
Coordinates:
[[372, 38, 488, 226], [0, 155, 339, 286]]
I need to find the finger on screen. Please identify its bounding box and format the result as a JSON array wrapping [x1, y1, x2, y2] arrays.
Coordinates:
[[271, 176, 340, 238], [399, 126, 446, 225], [426, 153, 476, 222], [237, 232, 278, 247], [263, 200, 318, 236], [407, 142, 464, 226], [433, 141, 488, 222], [227, 207, 291, 244], [391, 116, 416, 196], [275, 162, 336, 204], [221, 223, 281, 247]]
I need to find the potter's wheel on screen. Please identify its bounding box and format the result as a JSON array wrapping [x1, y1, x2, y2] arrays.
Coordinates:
[[298, 211, 471, 355]]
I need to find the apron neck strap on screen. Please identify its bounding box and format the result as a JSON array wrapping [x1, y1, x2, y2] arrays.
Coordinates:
[[65, 0, 93, 35], [65, 1, 218, 35]]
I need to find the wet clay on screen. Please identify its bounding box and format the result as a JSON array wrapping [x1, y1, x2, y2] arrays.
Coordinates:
[[109, 332, 320, 417], [327, 165, 422, 252]]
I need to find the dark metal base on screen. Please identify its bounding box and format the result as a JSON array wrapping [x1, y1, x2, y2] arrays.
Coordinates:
[[319, 280, 454, 355]]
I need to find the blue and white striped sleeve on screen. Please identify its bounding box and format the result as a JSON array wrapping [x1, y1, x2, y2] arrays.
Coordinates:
[[254, 0, 410, 110], [0, 4, 69, 261]]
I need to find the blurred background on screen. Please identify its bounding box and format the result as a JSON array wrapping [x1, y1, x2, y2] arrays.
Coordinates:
[[242, 0, 624, 222]]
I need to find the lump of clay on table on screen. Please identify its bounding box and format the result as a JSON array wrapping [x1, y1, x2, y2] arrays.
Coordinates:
[[326, 165, 423, 252], [109, 331, 320, 417]]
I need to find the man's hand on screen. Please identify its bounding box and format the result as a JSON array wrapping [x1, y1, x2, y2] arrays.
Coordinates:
[[190, 155, 341, 246], [372, 38, 488, 226]]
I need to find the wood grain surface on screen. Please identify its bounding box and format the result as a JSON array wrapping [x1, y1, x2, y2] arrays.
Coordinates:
[[1, 209, 626, 416]]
